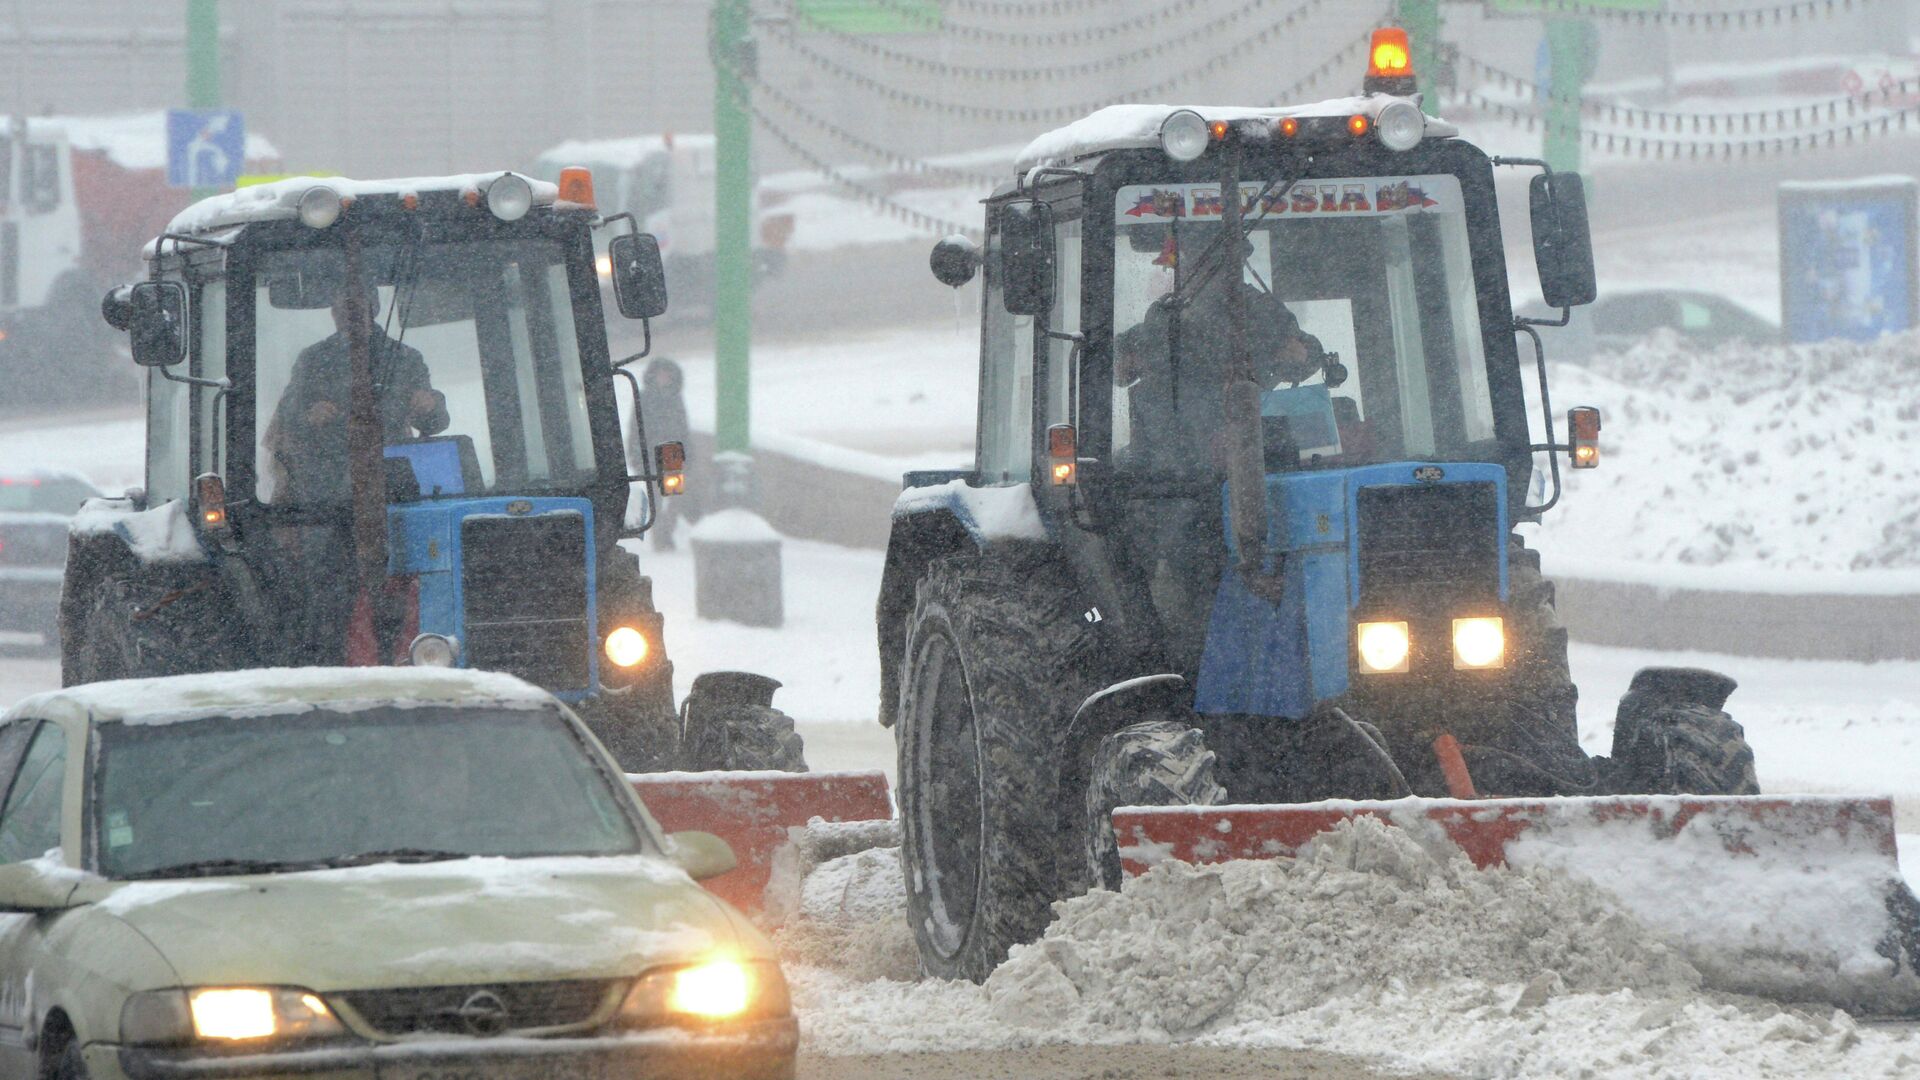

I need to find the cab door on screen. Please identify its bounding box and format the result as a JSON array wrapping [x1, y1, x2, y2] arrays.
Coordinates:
[[0, 719, 64, 1078]]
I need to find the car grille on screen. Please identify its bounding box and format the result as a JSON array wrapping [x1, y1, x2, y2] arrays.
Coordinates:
[[460, 511, 591, 691], [1354, 481, 1500, 606], [338, 979, 622, 1038], [0, 519, 68, 567]]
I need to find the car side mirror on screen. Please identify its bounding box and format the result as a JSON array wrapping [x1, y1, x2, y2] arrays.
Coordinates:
[[1000, 200, 1055, 317], [929, 235, 979, 288], [609, 233, 669, 320], [0, 862, 80, 914], [665, 830, 737, 881], [127, 281, 188, 368], [1529, 173, 1597, 310]]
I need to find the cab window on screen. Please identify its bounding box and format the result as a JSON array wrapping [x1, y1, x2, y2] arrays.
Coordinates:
[[0, 723, 66, 864]]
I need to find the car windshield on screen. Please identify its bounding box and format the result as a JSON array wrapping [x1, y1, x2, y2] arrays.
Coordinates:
[[93, 705, 644, 879], [1111, 173, 1496, 474], [251, 237, 598, 506]]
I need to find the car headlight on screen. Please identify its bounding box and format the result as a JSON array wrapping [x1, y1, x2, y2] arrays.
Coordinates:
[[604, 626, 649, 668], [619, 959, 789, 1027], [1452, 616, 1505, 670], [121, 987, 345, 1046], [1355, 620, 1411, 674]]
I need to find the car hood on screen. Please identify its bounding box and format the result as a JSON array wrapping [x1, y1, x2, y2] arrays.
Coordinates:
[[74, 854, 753, 991]]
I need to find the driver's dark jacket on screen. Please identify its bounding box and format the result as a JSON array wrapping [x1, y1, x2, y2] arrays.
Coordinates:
[[1121, 281, 1302, 472], [268, 329, 449, 504]]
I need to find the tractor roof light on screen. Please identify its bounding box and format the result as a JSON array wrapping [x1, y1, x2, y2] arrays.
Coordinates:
[[409, 634, 459, 668], [1364, 27, 1419, 97], [1376, 100, 1425, 151], [297, 185, 342, 229], [486, 172, 534, 222], [1160, 109, 1209, 162], [557, 166, 596, 208]]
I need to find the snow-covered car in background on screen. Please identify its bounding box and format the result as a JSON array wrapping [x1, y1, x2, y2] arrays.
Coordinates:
[[0, 668, 797, 1080], [0, 469, 101, 652], [1520, 287, 1779, 362]]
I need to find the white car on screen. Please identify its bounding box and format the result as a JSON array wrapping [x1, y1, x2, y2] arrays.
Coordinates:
[[0, 667, 796, 1079]]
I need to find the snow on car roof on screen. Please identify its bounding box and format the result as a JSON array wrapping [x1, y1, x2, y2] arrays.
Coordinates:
[[163, 171, 564, 237], [1015, 97, 1458, 170], [9, 667, 555, 726]]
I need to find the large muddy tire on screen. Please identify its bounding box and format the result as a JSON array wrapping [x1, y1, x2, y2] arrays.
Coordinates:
[[1608, 667, 1759, 795], [67, 575, 235, 685], [1084, 720, 1227, 892], [575, 693, 682, 773], [683, 703, 806, 772], [897, 553, 1099, 982]]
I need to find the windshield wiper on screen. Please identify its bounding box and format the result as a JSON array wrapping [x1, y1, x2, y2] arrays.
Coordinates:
[[320, 847, 472, 868], [129, 857, 330, 880]]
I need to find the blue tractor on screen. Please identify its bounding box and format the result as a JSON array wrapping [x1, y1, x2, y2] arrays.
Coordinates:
[[878, 64, 1763, 980], [63, 170, 801, 774]]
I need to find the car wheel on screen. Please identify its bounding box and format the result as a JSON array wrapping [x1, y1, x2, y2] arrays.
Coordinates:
[[52, 1038, 90, 1080]]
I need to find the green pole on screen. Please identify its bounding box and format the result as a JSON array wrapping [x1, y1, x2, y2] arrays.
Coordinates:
[[1543, 17, 1594, 175], [1397, 0, 1442, 114], [711, 0, 752, 456], [187, 0, 220, 201]]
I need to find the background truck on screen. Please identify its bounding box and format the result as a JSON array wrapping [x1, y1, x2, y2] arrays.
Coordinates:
[[872, 30, 1920, 1013], [63, 168, 800, 774], [532, 134, 793, 309]]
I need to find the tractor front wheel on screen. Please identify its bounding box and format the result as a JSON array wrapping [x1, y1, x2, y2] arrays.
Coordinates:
[[1084, 720, 1226, 892], [1607, 667, 1759, 795]]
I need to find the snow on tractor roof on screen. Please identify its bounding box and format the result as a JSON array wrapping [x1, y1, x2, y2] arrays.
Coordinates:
[[9, 667, 555, 727], [163, 171, 564, 237], [1015, 96, 1458, 170]]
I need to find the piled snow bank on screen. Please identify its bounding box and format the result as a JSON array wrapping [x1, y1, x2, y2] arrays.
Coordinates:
[[781, 819, 1920, 1076], [1530, 329, 1920, 574]]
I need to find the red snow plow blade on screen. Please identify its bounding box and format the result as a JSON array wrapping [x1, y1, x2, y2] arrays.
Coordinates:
[[1115, 794, 1920, 1016], [631, 770, 893, 915]]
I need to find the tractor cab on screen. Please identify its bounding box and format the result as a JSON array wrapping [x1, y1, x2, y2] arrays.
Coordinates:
[[66, 170, 770, 772]]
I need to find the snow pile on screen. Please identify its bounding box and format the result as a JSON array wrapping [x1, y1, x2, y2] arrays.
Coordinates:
[[781, 819, 1920, 1076], [1530, 329, 1920, 577]]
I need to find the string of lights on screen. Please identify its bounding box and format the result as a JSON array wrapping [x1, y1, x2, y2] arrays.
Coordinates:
[[743, 71, 1007, 187], [763, 10, 1382, 123], [1477, 0, 1880, 30], [776, 0, 1333, 82], [1458, 53, 1920, 134], [1460, 88, 1919, 160]]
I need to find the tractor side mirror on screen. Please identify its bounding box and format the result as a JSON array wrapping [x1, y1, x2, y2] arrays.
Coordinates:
[[1529, 173, 1597, 310], [929, 235, 980, 288], [1000, 200, 1055, 317], [127, 281, 187, 368], [101, 286, 134, 331], [609, 233, 669, 320]]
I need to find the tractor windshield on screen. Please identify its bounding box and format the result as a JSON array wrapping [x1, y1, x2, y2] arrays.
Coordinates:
[[1110, 173, 1496, 475], [250, 236, 597, 506]]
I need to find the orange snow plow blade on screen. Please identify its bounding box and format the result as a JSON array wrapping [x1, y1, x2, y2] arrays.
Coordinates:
[[631, 770, 893, 915], [1114, 795, 1920, 1016]]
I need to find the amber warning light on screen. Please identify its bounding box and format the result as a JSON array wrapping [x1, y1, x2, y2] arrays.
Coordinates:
[[1568, 407, 1602, 469], [1364, 27, 1417, 96]]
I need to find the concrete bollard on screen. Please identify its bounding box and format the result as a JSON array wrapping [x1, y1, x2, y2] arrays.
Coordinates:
[[689, 508, 785, 628]]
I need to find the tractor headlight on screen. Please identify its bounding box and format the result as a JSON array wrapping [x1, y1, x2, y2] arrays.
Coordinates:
[[296, 185, 342, 229], [408, 633, 459, 668], [618, 958, 790, 1027], [1355, 621, 1411, 674], [486, 172, 534, 222], [121, 987, 344, 1046], [604, 626, 649, 668], [1159, 109, 1209, 162], [1451, 617, 1505, 670]]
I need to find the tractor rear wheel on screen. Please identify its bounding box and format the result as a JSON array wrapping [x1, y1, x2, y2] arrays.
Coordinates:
[[1084, 720, 1227, 892], [67, 574, 235, 685], [897, 554, 1097, 982], [1608, 667, 1759, 795]]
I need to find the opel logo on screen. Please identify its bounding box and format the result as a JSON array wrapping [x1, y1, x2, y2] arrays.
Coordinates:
[[452, 990, 511, 1036]]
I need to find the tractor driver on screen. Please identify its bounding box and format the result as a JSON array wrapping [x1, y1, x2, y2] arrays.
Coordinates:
[[265, 282, 450, 505], [1114, 225, 1327, 475]]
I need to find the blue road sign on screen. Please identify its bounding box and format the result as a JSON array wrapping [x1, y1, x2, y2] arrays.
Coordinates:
[[166, 108, 246, 189], [1779, 179, 1919, 344]]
